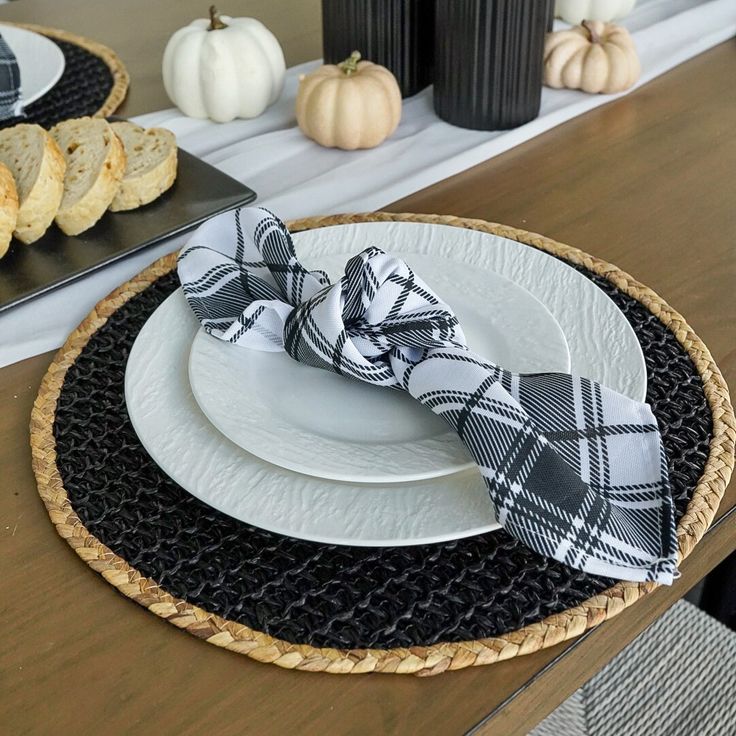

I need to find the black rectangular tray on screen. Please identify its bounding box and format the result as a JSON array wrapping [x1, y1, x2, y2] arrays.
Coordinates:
[[0, 147, 256, 313]]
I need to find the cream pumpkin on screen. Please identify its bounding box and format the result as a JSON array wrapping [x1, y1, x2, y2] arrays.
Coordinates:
[[296, 51, 402, 150], [544, 20, 640, 94]]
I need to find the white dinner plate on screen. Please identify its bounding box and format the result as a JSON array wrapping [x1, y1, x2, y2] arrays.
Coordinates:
[[188, 253, 571, 483], [0, 25, 65, 106], [127, 290, 499, 546], [124, 222, 647, 546]]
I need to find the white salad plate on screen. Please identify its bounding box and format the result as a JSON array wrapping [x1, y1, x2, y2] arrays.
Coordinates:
[[188, 253, 571, 483], [125, 222, 647, 546], [0, 25, 65, 106]]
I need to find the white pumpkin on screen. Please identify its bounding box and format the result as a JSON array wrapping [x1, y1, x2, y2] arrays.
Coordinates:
[[162, 6, 286, 123], [555, 0, 636, 24]]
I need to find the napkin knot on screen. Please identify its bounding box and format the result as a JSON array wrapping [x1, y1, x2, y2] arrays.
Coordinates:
[[281, 246, 467, 387]]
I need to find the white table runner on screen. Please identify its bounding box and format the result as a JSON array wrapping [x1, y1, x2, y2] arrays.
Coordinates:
[[1, 0, 734, 368]]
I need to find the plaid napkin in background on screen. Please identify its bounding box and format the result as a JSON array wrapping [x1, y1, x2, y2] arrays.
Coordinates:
[[177, 207, 679, 585], [0, 33, 21, 120]]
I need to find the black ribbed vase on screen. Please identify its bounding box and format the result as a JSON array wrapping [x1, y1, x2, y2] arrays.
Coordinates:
[[322, 0, 434, 98], [434, 0, 552, 130]]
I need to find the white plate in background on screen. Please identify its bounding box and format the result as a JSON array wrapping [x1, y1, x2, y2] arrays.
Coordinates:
[[0, 24, 65, 106]]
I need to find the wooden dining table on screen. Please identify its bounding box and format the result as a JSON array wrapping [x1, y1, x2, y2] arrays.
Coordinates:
[[0, 1, 734, 734]]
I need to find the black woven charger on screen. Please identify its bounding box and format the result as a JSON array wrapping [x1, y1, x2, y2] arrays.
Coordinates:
[[52, 261, 711, 650], [1, 33, 119, 130]]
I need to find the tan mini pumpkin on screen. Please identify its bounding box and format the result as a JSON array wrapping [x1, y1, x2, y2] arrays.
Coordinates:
[[544, 20, 640, 94], [296, 51, 402, 150]]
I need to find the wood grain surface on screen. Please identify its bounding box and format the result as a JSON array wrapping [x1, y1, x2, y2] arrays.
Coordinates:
[[0, 1, 734, 734]]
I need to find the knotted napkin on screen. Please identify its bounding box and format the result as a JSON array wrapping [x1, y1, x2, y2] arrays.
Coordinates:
[[0, 34, 22, 120], [178, 207, 678, 584]]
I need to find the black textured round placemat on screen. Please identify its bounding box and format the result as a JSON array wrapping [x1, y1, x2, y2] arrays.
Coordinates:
[[52, 265, 711, 650], [1, 36, 115, 130]]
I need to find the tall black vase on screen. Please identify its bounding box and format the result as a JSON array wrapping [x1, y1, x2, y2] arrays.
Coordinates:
[[321, 0, 434, 98], [434, 0, 553, 130]]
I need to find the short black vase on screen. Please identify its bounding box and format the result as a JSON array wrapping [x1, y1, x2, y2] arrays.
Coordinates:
[[321, 0, 434, 98], [434, 0, 553, 130]]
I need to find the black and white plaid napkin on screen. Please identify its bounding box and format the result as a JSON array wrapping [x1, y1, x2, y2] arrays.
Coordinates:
[[178, 207, 678, 584], [0, 34, 21, 120]]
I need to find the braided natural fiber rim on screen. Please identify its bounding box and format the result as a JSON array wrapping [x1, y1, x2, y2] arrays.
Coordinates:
[[8, 22, 129, 118], [30, 213, 735, 676]]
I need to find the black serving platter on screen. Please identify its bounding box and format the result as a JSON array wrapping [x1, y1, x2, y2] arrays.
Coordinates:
[[0, 147, 256, 313]]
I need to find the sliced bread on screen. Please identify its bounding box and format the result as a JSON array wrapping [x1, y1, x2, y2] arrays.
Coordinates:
[[0, 123, 65, 244], [51, 117, 126, 236], [109, 121, 177, 212], [0, 161, 19, 258]]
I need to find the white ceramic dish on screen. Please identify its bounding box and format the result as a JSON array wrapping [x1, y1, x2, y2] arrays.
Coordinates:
[[0, 25, 65, 106], [126, 290, 499, 546], [125, 222, 647, 546], [188, 253, 571, 483]]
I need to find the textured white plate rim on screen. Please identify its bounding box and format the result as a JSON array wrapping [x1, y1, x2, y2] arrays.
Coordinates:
[[187, 256, 571, 484], [124, 221, 647, 546], [0, 24, 65, 106]]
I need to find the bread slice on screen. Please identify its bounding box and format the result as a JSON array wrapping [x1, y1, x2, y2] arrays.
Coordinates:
[[109, 121, 177, 212], [51, 117, 126, 236], [0, 123, 65, 244], [0, 161, 19, 258]]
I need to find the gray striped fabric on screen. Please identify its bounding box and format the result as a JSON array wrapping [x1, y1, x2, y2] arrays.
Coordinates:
[[531, 601, 736, 736]]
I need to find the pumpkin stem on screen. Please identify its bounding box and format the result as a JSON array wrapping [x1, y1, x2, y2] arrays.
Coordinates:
[[339, 51, 362, 76], [208, 5, 228, 30], [581, 20, 601, 44]]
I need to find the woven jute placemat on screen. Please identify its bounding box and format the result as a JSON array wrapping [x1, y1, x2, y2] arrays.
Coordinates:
[[0, 22, 129, 128], [30, 213, 735, 676]]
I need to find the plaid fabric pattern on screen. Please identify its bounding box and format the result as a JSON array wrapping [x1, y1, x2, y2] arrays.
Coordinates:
[[178, 207, 678, 585], [0, 34, 21, 120]]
